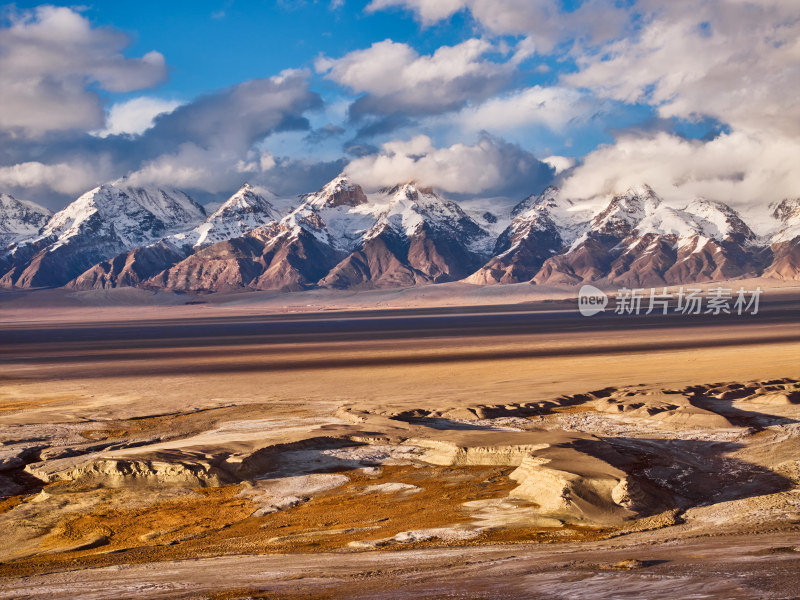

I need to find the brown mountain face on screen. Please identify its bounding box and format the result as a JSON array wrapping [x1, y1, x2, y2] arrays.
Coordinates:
[[604, 234, 677, 288], [468, 227, 563, 285], [321, 183, 491, 290], [663, 237, 765, 284], [2, 238, 120, 289], [467, 188, 591, 285], [1, 185, 206, 289], [406, 222, 484, 282], [68, 242, 190, 290], [322, 221, 486, 290], [532, 234, 619, 285], [321, 228, 427, 290], [528, 189, 769, 287], [5, 180, 800, 293], [150, 227, 343, 293], [764, 238, 800, 280], [534, 233, 765, 288], [301, 181, 367, 208]]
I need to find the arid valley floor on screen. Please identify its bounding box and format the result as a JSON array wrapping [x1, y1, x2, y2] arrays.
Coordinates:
[[1, 286, 800, 599]]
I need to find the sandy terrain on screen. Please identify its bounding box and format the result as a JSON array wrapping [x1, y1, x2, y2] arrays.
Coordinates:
[[1, 289, 799, 598]]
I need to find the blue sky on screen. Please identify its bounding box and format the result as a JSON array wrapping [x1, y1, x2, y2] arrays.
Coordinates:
[[1, 1, 798, 210]]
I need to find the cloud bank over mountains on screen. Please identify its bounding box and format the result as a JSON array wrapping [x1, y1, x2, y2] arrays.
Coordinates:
[[0, 1, 797, 212]]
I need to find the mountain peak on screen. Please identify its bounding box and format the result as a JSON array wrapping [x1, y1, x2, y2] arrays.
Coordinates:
[[302, 175, 367, 209], [769, 197, 800, 244], [772, 198, 800, 224], [0, 192, 52, 247], [191, 185, 280, 247], [592, 184, 661, 234], [39, 184, 205, 247]]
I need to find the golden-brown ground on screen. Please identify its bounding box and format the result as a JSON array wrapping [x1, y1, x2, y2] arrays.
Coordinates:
[[1, 299, 799, 598]]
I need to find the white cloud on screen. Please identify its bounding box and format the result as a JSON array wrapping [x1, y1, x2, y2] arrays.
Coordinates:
[[124, 144, 242, 192], [316, 38, 492, 95], [366, 0, 630, 52], [98, 97, 184, 137], [366, 0, 466, 24], [344, 134, 552, 196], [0, 159, 112, 195], [559, 130, 800, 211], [316, 38, 513, 117], [565, 1, 800, 136], [553, 1, 800, 212], [454, 86, 590, 133], [0, 6, 168, 137], [236, 151, 277, 173], [542, 156, 575, 175]]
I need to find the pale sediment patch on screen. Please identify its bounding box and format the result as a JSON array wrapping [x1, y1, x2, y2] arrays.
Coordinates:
[[348, 525, 481, 548], [239, 474, 350, 516], [357, 482, 421, 496]]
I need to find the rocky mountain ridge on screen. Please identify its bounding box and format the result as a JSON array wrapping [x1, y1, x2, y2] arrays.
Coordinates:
[[2, 177, 799, 292]]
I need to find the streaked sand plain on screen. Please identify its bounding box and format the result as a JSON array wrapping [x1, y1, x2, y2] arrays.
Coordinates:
[[1, 289, 799, 598]]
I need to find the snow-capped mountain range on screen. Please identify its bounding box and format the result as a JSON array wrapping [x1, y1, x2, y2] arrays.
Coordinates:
[[0, 193, 52, 247], [1, 176, 799, 292]]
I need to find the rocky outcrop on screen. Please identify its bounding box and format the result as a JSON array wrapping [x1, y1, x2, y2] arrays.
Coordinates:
[[25, 456, 230, 487]]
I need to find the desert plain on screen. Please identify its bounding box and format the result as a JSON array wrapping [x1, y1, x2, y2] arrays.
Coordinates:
[[1, 284, 799, 599]]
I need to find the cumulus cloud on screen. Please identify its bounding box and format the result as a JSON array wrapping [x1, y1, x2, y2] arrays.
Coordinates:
[[550, 1, 800, 211], [565, 1, 800, 136], [98, 97, 184, 137], [123, 144, 234, 192], [316, 39, 513, 121], [140, 70, 320, 153], [454, 86, 591, 134], [559, 130, 800, 212], [542, 156, 575, 175], [366, 0, 631, 52], [0, 6, 167, 137], [344, 134, 554, 197], [0, 70, 322, 202], [120, 71, 320, 190], [0, 158, 113, 196]]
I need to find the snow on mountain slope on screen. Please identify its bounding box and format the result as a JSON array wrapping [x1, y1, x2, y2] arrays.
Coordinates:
[[587, 184, 661, 238], [465, 187, 593, 284], [9, 177, 800, 292], [1, 184, 206, 288], [761, 198, 800, 281], [0, 193, 51, 247], [38, 184, 205, 250], [174, 183, 282, 248], [68, 184, 283, 290], [447, 195, 517, 239], [365, 183, 492, 255], [769, 198, 800, 244], [321, 183, 493, 289], [532, 186, 765, 287], [511, 187, 593, 248], [278, 175, 374, 252]]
